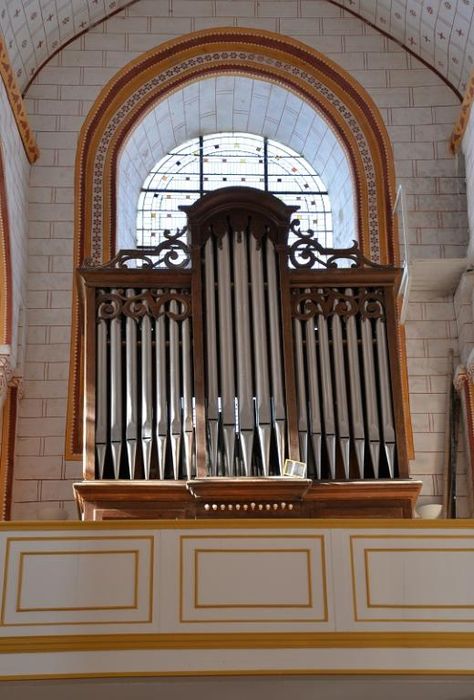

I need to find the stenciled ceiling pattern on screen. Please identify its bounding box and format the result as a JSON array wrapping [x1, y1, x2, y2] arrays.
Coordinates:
[[0, 0, 472, 96], [0, 0, 132, 91], [338, 0, 474, 94]]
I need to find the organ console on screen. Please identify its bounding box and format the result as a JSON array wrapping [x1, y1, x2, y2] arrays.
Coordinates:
[[73, 187, 421, 519]]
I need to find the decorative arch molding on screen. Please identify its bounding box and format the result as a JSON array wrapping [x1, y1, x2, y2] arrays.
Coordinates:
[[0, 36, 40, 165], [67, 27, 398, 459], [75, 28, 396, 267], [0, 141, 12, 351]]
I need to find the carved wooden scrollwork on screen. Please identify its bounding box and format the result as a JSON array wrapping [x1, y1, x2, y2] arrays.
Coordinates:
[[288, 220, 391, 269], [83, 228, 191, 270], [292, 288, 385, 320], [96, 289, 192, 321]]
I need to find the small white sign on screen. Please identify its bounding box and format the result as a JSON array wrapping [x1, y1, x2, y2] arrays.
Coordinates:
[[283, 459, 307, 478]]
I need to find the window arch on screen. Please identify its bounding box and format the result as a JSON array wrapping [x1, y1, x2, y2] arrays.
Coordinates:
[[136, 133, 333, 249]]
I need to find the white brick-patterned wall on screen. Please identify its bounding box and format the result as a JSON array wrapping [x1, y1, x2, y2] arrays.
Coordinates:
[[454, 272, 474, 366], [404, 291, 471, 516], [463, 108, 474, 260], [9, 0, 469, 517], [0, 82, 30, 372]]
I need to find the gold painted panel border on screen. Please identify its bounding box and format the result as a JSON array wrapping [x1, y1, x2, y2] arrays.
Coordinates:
[[350, 534, 474, 622], [194, 548, 312, 609], [0, 535, 155, 627], [180, 534, 328, 624], [365, 547, 474, 610], [16, 550, 139, 613]]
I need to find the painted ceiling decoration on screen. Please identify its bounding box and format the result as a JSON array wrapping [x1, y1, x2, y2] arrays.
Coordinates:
[[0, 0, 134, 93], [0, 33, 39, 162], [337, 0, 474, 95], [0, 0, 472, 98]]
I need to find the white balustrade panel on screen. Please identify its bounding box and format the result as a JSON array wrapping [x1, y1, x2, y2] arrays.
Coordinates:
[[0, 522, 473, 677]]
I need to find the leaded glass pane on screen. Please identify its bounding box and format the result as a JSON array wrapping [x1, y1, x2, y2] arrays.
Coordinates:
[[136, 133, 333, 248]]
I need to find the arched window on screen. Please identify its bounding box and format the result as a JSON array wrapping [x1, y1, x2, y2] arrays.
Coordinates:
[[136, 133, 333, 249]]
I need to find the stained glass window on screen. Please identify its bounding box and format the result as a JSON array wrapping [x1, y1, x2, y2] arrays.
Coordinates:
[[136, 133, 332, 248]]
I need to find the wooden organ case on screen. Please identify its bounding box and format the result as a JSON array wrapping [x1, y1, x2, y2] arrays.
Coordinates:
[[74, 187, 420, 520]]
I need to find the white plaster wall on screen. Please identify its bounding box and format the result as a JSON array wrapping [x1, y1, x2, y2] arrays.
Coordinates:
[[12, 0, 468, 518]]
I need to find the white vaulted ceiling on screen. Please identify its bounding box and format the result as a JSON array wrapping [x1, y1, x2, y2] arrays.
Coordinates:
[[0, 0, 473, 96]]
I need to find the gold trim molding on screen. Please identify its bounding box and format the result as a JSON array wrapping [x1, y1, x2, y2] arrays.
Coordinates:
[[3, 670, 474, 682], [179, 535, 328, 624], [0, 518, 472, 531], [0, 377, 21, 520], [0, 141, 12, 347], [1, 631, 474, 654], [450, 68, 474, 154], [0, 355, 12, 407], [0, 36, 39, 164]]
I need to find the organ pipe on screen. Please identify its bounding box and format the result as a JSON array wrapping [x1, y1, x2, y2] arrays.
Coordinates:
[[317, 303, 336, 479], [361, 312, 381, 477], [217, 234, 236, 475], [96, 316, 107, 478], [376, 318, 396, 477], [305, 307, 322, 479], [141, 312, 153, 479], [155, 309, 168, 480], [182, 313, 194, 480], [331, 313, 350, 478], [250, 234, 271, 475], [294, 317, 308, 463], [169, 295, 182, 480], [110, 292, 122, 479], [266, 238, 286, 473], [346, 290, 366, 478], [204, 239, 219, 475], [125, 289, 138, 479], [234, 233, 254, 476]]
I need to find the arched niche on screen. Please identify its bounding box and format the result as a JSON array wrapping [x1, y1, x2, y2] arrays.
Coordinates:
[[67, 27, 398, 459], [116, 77, 355, 252]]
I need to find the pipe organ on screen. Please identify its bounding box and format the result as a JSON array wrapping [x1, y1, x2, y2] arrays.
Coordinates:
[[74, 187, 420, 519]]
